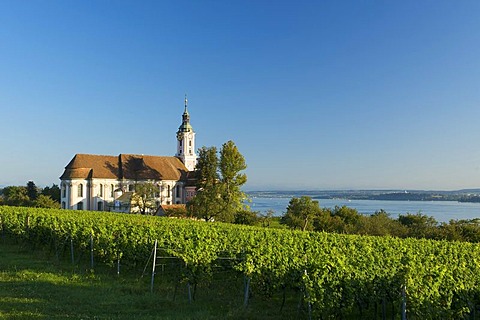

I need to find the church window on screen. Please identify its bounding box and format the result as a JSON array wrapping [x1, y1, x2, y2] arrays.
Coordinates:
[[62, 184, 66, 197], [78, 184, 83, 197], [110, 184, 114, 197], [77, 202, 83, 210], [62, 201, 66, 209], [167, 185, 171, 197], [180, 140, 182, 146], [99, 184, 103, 197], [189, 141, 192, 147], [97, 202, 103, 211]]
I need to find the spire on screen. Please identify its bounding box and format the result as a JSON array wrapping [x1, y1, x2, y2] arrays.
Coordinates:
[[182, 94, 190, 123], [178, 95, 192, 132]]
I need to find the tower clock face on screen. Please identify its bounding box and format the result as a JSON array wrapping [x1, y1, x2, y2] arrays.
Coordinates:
[[177, 132, 184, 141]]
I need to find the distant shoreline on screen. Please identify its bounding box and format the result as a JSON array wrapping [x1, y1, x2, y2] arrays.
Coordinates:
[[246, 189, 480, 203]]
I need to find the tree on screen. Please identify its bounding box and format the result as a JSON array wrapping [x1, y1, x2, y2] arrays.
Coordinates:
[[312, 208, 346, 233], [188, 141, 249, 222], [26, 181, 38, 201], [34, 195, 60, 209], [2, 186, 30, 206], [354, 210, 407, 237], [397, 212, 438, 239], [41, 184, 61, 203], [188, 146, 223, 221], [234, 210, 259, 225], [219, 140, 248, 220], [260, 209, 275, 227], [130, 182, 159, 215], [281, 196, 321, 231]]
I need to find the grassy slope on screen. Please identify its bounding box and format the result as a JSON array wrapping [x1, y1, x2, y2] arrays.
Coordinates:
[[0, 240, 299, 320]]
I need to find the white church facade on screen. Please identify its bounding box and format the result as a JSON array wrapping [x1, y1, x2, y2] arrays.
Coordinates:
[[59, 98, 197, 212]]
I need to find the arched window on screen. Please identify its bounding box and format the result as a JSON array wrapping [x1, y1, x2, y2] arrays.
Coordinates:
[[77, 202, 83, 210], [110, 184, 114, 197], [78, 184, 83, 197], [61, 183, 66, 198], [97, 202, 103, 211], [99, 184, 103, 197], [167, 185, 171, 197], [62, 201, 66, 209]]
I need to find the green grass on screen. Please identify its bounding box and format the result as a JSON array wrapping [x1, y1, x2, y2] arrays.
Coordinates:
[[0, 240, 302, 319]]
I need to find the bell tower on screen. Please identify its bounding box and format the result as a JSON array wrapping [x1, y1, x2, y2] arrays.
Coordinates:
[[176, 95, 197, 171]]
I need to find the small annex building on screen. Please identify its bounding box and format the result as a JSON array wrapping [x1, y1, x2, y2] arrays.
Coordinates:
[[59, 97, 197, 213]]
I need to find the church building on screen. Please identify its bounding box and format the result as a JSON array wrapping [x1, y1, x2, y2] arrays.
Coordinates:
[[59, 97, 197, 212]]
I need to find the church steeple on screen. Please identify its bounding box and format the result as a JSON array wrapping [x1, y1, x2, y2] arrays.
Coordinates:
[[182, 95, 190, 122], [176, 95, 197, 171]]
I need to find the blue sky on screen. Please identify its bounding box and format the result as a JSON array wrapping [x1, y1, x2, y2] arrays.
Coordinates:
[[1, 1, 480, 190]]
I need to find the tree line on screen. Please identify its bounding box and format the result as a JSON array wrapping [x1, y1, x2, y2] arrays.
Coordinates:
[[280, 195, 480, 242], [0, 181, 60, 208]]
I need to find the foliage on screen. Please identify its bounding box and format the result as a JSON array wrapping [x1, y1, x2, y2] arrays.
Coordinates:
[[281, 196, 321, 231], [188, 146, 221, 221], [1, 205, 480, 319], [259, 210, 275, 227], [1, 242, 285, 320], [219, 140, 248, 219], [189, 141, 248, 222], [1, 182, 60, 207], [398, 212, 438, 239], [26, 181, 38, 201], [234, 210, 259, 225], [33, 194, 60, 209], [356, 210, 407, 237], [41, 184, 60, 203], [130, 182, 159, 215], [2, 186, 30, 206], [280, 198, 480, 243], [161, 205, 188, 217], [438, 218, 480, 242]]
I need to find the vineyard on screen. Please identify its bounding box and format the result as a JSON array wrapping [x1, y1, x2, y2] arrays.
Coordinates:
[[1, 205, 480, 319]]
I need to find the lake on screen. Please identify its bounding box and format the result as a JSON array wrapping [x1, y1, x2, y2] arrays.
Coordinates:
[[248, 196, 480, 223]]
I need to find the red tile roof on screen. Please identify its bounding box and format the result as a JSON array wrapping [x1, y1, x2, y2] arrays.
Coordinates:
[[60, 154, 188, 181]]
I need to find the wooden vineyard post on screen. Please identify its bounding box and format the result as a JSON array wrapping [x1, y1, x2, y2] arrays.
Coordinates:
[[150, 239, 158, 293], [243, 276, 250, 307], [187, 283, 192, 303], [90, 233, 94, 269], [401, 284, 407, 320], [117, 255, 121, 276], [0, 216, 4, 241], [70, 238, 75, 265], [304, 269, 312, 320]]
